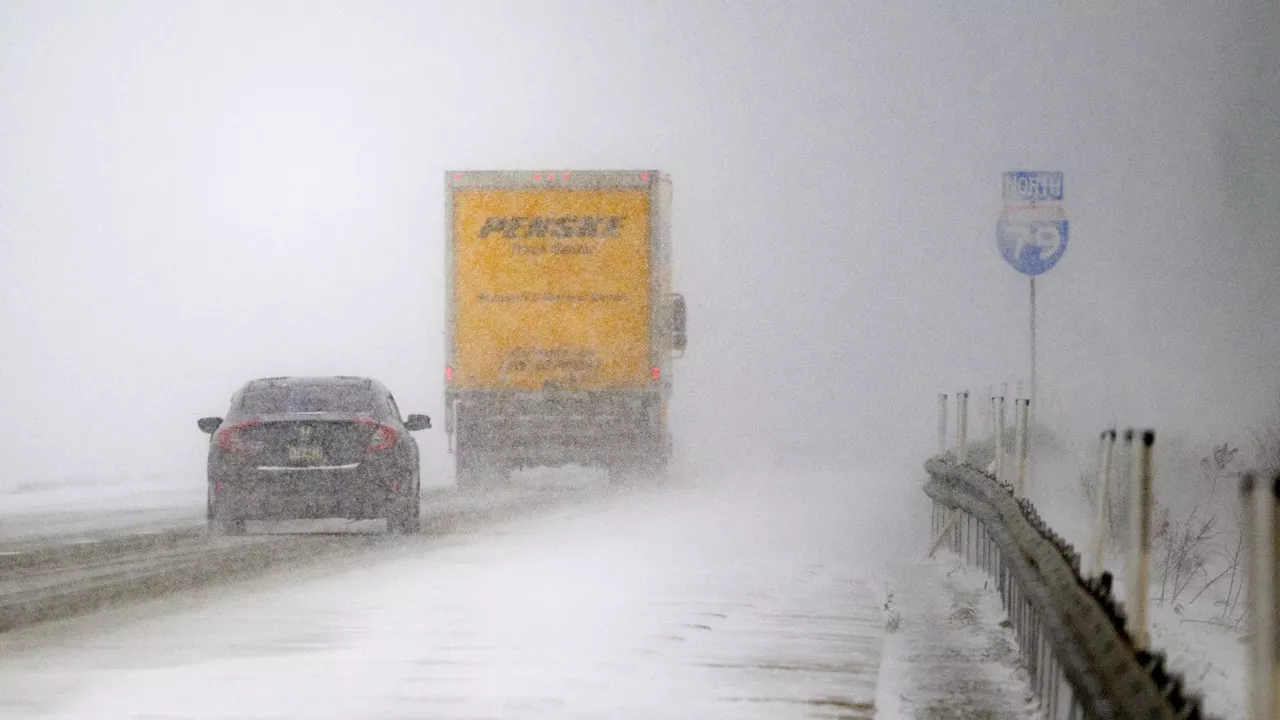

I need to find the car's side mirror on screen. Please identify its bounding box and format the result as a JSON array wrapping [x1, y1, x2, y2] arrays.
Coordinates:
[[197, 417, 223, 435], [405, 414, 432, 431]]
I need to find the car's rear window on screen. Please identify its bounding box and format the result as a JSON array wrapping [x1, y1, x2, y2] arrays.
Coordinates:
[[240, 384, 377, 414]]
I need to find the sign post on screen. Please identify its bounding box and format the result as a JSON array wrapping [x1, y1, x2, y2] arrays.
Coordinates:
[[998, 171, 1067, 492]]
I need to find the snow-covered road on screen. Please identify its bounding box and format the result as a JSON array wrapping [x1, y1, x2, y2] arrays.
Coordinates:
[[0, 469, 896, 719]]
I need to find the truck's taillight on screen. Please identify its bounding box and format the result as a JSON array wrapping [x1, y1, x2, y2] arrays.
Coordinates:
[[215, 420, 261, 453], [652, 366, 660, 381], [642, 173, 650, 180], [356, 419, 398, 452], [445, 366, 453, 382]]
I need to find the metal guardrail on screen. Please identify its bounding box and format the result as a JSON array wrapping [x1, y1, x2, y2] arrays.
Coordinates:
[[925, 456, 1215, 720]]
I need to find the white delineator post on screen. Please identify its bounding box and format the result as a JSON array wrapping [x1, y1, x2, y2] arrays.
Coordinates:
[[956, 391, 969, 465], [1014, 398, 1029, 496], [1249, 471, 1279, 720], [937, 394, 949, 456], [1090, 429, 1116, 577], [995, 397, 1006, 487], [1125, 429, 1154, 650], [1241, 473, 1261, 720], [1269, 472, 1279, 720]]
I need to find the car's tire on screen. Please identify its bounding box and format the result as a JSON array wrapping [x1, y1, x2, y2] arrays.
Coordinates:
[[388, 476, 421, 534]]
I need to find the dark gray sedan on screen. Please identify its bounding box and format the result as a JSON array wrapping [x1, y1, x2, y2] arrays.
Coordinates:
[[197, 376, 431, 535]]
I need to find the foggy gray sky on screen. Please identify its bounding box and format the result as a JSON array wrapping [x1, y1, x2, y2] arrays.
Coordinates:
[[1, 1, 1277, 485]]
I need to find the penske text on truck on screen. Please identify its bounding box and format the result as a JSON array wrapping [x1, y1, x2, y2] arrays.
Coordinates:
[[444, 170, 686, 487]]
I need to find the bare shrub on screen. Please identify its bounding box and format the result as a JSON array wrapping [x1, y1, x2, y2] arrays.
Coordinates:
[[1152, 442, 1242, 608], [1154, 505, 1216, 605], [1189, 499, 1251, 622]]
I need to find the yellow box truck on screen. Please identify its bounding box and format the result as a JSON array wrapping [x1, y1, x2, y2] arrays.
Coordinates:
[[444, 170, 686, 487]]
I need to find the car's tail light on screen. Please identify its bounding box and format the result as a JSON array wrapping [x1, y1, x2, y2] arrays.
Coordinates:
[[356, 419, 398, 452], [216, 420, 261, 452]]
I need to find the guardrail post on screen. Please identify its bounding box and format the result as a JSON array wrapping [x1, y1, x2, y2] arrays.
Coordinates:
[[1015, 398, 1030, 496], [937, 393, 949, 455], [1125, 429, 1154, 650], [989, 394, 997, 461], [996, 396, 1006, 485], [1249, 471, 1279, 720], [1090, 429, 1117, 576], [956, 391, 969, 465], [962, 512, 972, 563]]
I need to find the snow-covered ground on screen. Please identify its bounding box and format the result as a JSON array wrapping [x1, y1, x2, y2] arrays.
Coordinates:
[[0, 475, 205, 543], [0, 467, 891, 719], [877, 559, 1043, 720], [0, 462, 1074, 719], [8, 456, 1230, 719]]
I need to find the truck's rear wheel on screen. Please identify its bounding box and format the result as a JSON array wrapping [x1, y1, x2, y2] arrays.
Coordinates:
[[456, 453, 477, 492], [475, 455, 509, 488], [456, 453, 507, 491], [609, 459, 664, 487], [210, 515, 247, 536]]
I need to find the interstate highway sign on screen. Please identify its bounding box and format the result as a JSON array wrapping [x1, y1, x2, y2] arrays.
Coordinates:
[[998, 171, 1067, 276]]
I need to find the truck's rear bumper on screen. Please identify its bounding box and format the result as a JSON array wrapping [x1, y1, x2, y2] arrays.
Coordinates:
[[447, 390, 667, 467]]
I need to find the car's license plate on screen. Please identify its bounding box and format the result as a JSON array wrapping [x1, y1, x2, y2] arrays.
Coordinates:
[[287, 445, 324, 463]]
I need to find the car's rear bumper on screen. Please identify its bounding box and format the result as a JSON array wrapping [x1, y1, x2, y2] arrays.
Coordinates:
[[209, 462, 408, 521]]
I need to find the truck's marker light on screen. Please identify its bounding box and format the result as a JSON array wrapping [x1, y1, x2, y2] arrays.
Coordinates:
[[454, 173, 461, 180], [562, 172, 570, 180], [445, 367, 453, 381], [642, 173, 650, 180], [533, 173, 542, 180], [651, 366, 660, 380]]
